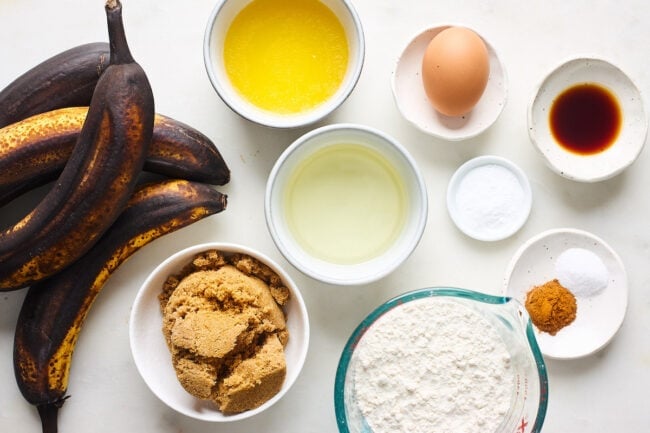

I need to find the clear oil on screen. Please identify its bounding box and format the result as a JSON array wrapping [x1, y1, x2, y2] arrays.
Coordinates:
[[284, 143, 408, 264]]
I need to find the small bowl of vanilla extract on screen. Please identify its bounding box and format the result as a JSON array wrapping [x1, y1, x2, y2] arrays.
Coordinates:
[[528, 57, 648, 182]]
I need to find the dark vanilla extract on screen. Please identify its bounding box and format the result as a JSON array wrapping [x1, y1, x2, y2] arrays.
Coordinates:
[[549, 83, 621, 155]]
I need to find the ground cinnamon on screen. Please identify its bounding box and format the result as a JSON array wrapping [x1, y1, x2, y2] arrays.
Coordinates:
[[525, 279, 577, 335]]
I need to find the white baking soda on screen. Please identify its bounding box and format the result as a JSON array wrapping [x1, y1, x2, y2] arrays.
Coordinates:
[[454, 164, 526, 237], [353, 297, 513, 433]]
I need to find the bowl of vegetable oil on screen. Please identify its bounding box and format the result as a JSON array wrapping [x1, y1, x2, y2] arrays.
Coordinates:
[[265, 124, 428, 285]]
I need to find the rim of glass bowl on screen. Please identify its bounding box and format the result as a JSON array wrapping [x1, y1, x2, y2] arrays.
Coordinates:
[[333, 287, 548, 433]]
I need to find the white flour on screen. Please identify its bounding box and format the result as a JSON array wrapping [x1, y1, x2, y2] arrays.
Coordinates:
[[353, 297, 513, 433]]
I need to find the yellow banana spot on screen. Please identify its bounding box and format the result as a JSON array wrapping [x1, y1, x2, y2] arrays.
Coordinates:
[[47, 277, 109, 391], [48, 327, 80, 391], [0, 107, 87, 153], [15, 350, 38, 383]]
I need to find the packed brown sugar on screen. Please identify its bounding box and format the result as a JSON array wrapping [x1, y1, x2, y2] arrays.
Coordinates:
[[158, 250, 290, 414]]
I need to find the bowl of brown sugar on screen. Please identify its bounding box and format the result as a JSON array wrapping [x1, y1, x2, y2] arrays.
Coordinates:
[[129, 242, 310, 421]]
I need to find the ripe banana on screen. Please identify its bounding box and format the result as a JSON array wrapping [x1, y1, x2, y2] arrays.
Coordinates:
[[0, 107, 230, 206], [0, 42, 109, 129], [14, 179, 227, 433], [0, 0, 154, 291]]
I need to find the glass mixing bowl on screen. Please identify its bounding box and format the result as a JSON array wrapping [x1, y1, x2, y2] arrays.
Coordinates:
[[334, 287, 548, 433]]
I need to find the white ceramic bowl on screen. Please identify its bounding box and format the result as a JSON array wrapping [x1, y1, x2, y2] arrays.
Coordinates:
[[528, 57, 648, 182], [391, 24, 507, 141], [203, 0, 365, 129], [265, 124, 428, 286], [129, 242, 310, 422], [447, 155, 532, 241], [503, 228, 628, 360]]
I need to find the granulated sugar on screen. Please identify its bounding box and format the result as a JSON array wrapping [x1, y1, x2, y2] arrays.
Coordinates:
[[454, 163, 527, 237], [555, 247, 609, 297], [353, 297, 513, 433]]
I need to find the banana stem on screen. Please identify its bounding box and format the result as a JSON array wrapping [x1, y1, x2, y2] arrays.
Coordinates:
[[37, 403, 59, 433], [105, 0, 134, 65]]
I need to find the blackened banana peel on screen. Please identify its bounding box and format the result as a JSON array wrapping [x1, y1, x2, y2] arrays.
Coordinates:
[[0, 42, 109, 129], [0, 0, 154, 291], [14, 179, 227, 433], [0, 107, 230, 206]]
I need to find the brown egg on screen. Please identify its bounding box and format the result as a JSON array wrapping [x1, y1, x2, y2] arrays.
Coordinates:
[[421, 27, 490, 117]]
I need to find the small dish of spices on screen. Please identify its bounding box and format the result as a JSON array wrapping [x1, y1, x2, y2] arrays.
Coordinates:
[[528, 57, 647, 182], [503, 228, 628, 359]]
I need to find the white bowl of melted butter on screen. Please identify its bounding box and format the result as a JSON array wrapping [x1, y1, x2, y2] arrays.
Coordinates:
[[265, 124, 428, 285], [203, 0, 364, 128]]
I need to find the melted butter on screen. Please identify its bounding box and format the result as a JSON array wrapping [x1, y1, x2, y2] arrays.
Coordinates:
[[223, 0, 349, 114], [284, 143, 408, 264]]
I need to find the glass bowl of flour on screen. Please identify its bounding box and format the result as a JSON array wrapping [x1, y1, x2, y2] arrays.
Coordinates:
[[334, 287, 548, 433]]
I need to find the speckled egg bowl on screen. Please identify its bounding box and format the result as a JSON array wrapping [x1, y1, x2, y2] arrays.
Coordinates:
[[334, 287, 548, 433], [391, 24, 508, 141]]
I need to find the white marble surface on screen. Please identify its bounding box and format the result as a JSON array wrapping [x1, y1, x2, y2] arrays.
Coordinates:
[[1, 0, 649, 432]]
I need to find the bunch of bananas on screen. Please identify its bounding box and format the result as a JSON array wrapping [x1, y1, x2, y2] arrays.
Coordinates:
[[0, 2, 229, 432]]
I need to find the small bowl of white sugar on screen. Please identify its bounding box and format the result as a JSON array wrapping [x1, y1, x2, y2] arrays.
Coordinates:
[[334, 287, 548, 433], [447, 155, 532, 241]]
